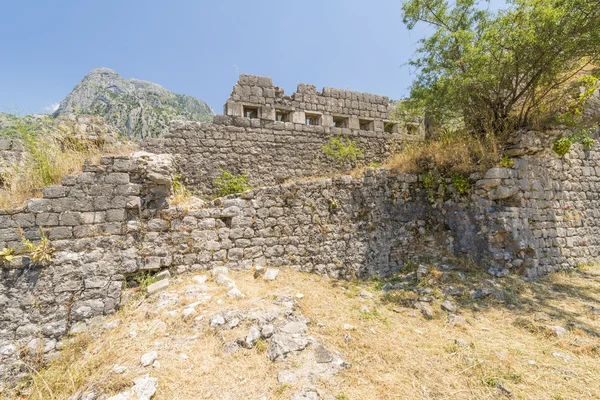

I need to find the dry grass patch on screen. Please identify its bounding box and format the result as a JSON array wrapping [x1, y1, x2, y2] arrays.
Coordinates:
[[0, 118, 136, 208], [8, 267, 600, 399], [385, 131, 501, 175]]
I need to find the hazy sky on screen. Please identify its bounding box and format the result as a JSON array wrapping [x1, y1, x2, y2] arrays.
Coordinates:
[[0, 0, 505, 115]]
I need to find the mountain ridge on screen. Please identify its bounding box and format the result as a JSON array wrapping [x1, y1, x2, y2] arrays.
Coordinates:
[[54, 68, 214, 140]]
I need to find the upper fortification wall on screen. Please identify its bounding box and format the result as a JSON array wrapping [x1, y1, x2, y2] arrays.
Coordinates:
[[142, 75, 424, 195], [224, 74, 421, 135]]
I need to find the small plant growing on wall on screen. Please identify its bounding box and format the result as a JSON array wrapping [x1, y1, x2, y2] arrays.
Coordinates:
[[0, 247, 15, 263], [499, 155, 515, 168], [213, 169, 251, 197], [451, 174, 471, 194], [172, 173, 193, 204], [552, 125, 597, 157], [322, 136, 364, 164], [20, 227, 55, 265]]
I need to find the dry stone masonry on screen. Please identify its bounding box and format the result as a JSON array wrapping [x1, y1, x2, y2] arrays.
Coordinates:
[[142, 75, 424, 194], [1, 75, 600, 388]]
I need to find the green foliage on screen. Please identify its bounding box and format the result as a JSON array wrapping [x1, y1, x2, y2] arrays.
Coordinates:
[[451, 174, 471, 194], [421, 171, 436, 189], [212, 169, 251, 198], [552, 125, 597, 157], [0, 247, 15, 263], [322, 136, 364, 164], [21, 228, 55, 265], [401, 0, 600, 134], [130, 271, 157, 289], [499, 155, 515, 168]]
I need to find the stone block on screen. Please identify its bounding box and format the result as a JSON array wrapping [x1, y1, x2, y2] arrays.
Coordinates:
[[42, 186, 68, 199]]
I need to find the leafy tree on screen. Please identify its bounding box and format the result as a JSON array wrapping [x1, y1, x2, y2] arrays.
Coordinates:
[[401, 0, 600, 135]]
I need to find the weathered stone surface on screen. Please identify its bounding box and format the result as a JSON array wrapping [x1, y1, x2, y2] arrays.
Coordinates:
[[147, 279, 169, 296]]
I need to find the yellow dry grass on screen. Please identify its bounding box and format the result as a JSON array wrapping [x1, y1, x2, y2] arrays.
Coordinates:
[[0, 137, 136, 209], [8, 267, 600, 400], [385, 132, 501, 175]]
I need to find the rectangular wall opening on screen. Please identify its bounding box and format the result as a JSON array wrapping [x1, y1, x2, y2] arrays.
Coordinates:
[[305, 113, 321, 126], [243, 106, 259, 119], [275, 110, 290, 122], [332, 116, 348, 128], [406, 123, 419, 135], [359, 119, 374, 131], [384, 121, 397, 133]]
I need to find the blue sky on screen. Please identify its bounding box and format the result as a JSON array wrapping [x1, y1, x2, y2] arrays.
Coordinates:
[[0, 0, 505, 115]]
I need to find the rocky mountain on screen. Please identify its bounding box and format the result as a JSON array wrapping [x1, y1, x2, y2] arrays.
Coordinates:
[[53, 68, 214, 140]]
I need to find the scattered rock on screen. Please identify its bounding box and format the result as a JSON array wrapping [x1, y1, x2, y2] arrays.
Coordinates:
[[280, 321, 308, 335], [277, 370, 298, 384], [290, 387, 319, 400], [296, 293, 305, 299], [414, 302, 433, 319], [253, 265, 265, 279], [209, 314, 226, 329], [103, 319, 121, 330], [215, 274, 235, 288], [471, 287, 495, 299], [382, 283, 394, 291], [447, 314, 468, 327], [263, 268, 280, 281], [132, 375, 158, 400], [497, 382, 513, 396], [112, 365, 127, 374], [267, 334, 309, 361], [244, 326, 261, 348], [441, 300, 456, 313], [147, 279, 169, 296], [211, 267, 229, 277], [229, 317, 240, 329], [314, 344, 334, 363], [141, 351, 158, 367], [182, 308, 197, 320], [417, 265, 429, 280], [359, 289, 375, 299], [546, 325, 568, 338], [261, 324, 275, 338], [155, 270, 171, 281], [552, 352, 574, 362], [223, 341, 239, 354], [227, 287, 245, 298], [192, 275, 207, 284], [343, 324, 355, 331]]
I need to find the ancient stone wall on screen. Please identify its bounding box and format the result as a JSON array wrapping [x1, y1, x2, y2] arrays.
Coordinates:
[[0, 152, 173, 385], [3, 132, 600, 385], [142, 75, 424, 195]]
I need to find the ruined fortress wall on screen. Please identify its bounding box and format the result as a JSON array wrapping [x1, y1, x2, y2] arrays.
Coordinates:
[[0, 153, 173, 384], [141, 75, 423, 195], [480, 132, 600, 277], [3, 134, 600, 384]]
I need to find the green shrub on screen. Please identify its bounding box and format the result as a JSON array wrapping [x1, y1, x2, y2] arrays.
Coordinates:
[[499, 155, 515, 168], [421, 171, 436, 189], [553, 137, 573, 157], [0, 248, 15, 263], [213, 169, 251, 197], [553, 125, 597, 157], [21, 228, 55, 265], [322, 136, 363, 164], [451, 174, 471, 195]]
